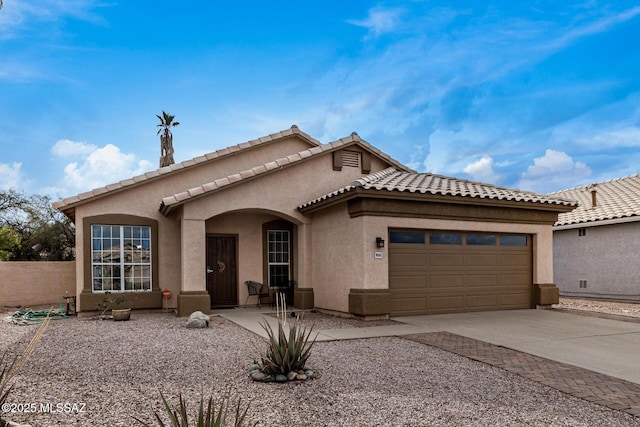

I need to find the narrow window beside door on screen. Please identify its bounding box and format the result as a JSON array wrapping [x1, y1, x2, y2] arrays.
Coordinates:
[[268, 230, 290, 288]]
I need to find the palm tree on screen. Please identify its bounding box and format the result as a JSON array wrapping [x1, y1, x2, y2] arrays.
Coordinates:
[[157, 111, 179, 167]]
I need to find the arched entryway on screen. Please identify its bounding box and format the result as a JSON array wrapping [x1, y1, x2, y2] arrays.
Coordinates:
[[204, 210, 300, 308]]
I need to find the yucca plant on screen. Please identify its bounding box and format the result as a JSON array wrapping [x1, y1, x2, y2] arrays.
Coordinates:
[[134, 391, 251, 427], [259, 293, 316, 376]]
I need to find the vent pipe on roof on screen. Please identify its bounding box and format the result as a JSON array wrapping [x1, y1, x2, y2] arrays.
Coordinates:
[[588, 184, 597, 207]]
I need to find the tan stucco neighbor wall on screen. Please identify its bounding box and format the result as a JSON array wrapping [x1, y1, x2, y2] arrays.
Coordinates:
[[554, 222, 640, 301], [0, 261, 75, 307]]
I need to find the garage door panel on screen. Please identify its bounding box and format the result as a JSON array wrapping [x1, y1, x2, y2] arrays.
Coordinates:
[[465, 274, 497, 287], [389, 252, 426, 267], [390, 230, 532, 316], [389, 276, 427, 289], [498, 273, 531, 286], [429, 295, 465, 311], [498, 292, 531, 307], [429, 253, 464, 266], [465, 294, 498, 308], [429, 275, 464, 289], [498, 254, 530, 267], [465, 254, 497, 266]]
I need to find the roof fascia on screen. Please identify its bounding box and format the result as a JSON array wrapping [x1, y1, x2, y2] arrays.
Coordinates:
[[299, 187, 578, 215], [554, 215, 640, 230]]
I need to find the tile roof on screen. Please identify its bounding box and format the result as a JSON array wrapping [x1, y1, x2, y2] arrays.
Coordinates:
[[299, 169, 577, 211], [159, 133, 411, 215], [52, 125, 321, 211], [551, 174, 640, 227]]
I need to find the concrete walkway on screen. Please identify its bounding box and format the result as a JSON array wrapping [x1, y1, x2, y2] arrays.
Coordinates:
[[213, 307, 640, 386]]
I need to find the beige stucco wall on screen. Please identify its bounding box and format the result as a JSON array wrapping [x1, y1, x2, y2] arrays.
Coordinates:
[[69, 135, 393, 311], [310, 205, 556, 314], [180, 154, 390, 302], [0, 261, 75, 307], [554, 222, 640, 301], [69, 135, 321, 311]]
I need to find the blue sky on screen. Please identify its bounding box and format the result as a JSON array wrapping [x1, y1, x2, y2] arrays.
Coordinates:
[[1, 1, 640, 197]]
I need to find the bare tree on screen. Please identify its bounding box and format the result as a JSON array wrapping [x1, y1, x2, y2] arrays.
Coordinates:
[[157, 111, 179, 167], [0, 191, 75, 261]]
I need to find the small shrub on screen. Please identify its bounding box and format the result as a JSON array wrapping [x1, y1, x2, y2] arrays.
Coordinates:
[[134, 391, 251, 427], [97, 291, 124, 319]]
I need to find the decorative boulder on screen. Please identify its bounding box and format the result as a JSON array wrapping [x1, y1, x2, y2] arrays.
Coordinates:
[[186, 311, 210, 328]]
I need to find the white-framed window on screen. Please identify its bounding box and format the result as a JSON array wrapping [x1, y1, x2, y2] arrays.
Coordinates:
[[267, 230, 290, 288], [91, 225, 152, 292]]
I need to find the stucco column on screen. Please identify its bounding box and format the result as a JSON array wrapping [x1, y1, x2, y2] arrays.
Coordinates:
[[294, 222, 314, 309], [533, 227, 560, 307], [533, 227, 554, 284], [296, 222, 312, 287], [348, 216, 391, 318], [177, 218, 210, 316]]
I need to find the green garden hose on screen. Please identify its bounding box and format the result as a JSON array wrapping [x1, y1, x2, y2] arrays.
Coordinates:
[[8, 300, 69, 326]]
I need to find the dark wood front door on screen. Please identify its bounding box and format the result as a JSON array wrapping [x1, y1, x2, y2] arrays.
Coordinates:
[[206, 235, 238, 307]]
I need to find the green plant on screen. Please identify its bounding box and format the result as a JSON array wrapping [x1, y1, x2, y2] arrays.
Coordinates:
[[133, 391, 251, 427], [1, 314, 50, 426], [259, 293, 316, 376], [97, 291, 124, 319]]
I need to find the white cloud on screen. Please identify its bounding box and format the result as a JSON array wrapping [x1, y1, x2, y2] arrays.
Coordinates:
[[51, 139, 97, 157], [0, 162, 23, 190], [546, 6, 640, 52], [518, 149, 591, 193], [585, 126, 640, 148], [463, 156, 500, 184], [0, 0, 108, 40], [59, 143, 153, 193], [346, 6, 404, 38]]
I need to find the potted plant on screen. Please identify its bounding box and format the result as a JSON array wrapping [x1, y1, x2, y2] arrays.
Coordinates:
[[98, 291, 130, 321]]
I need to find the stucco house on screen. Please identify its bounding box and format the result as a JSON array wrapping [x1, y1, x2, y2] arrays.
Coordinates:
[[53, 126, 576, 317], [551, 175, 640, 301]]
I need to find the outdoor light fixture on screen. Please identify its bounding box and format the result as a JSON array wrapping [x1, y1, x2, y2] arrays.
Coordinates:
[[376, 237, 385, 248]]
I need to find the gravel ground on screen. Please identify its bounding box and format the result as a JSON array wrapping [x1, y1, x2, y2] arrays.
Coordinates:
[[0, 304, 638, 427], [554, 298, 640, 319]]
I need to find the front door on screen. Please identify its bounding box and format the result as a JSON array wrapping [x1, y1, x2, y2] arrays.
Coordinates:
[[206, 235, 238, 307]]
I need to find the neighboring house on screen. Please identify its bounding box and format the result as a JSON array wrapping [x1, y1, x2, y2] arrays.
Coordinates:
[[53, 126, 575, 317], [551, 175, 640, 302]]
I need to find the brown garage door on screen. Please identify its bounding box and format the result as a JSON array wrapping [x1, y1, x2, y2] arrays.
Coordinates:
[[389, 230, 532, 316]]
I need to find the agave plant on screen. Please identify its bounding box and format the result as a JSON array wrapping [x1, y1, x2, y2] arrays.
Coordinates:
[[133, 391, 251, 427], [259, 293, 316, 376]]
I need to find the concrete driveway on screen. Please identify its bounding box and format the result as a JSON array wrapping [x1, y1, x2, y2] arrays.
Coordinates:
[[218, 308, 640, 385], [396, 309, 640, 385]]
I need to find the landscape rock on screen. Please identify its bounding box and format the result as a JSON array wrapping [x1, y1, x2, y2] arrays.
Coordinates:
[[275, 374, 288, 383], [186, 311, 210, 328], [250, 371, 266, 381], [287, 371, 297, 381]]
